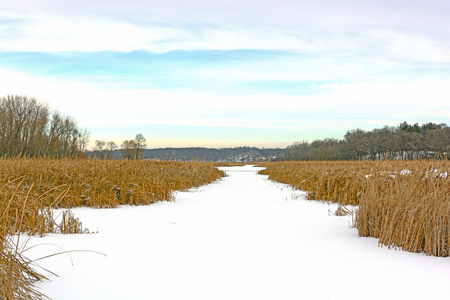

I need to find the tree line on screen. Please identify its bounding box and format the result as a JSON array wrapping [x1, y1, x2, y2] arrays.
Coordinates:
[[135, 146, 282, 162], [0, 95, 89, 158], [282, 122, 450, 161], [0, 95, 148, 159], [3, 95, 448, 161]]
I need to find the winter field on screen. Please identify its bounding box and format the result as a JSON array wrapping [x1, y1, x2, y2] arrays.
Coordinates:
[[24, 165, 450, 300]]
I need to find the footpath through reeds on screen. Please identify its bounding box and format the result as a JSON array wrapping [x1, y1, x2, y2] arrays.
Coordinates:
[[259, 161, 449, 257], [0, 158, 225, 299]]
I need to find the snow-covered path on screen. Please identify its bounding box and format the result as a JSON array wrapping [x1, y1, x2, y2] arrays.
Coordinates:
[[27, 166, 450, 300]]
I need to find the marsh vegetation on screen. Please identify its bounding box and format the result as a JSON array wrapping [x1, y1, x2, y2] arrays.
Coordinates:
[[0, 158, 225, 299], [259, 160, 449, 257]]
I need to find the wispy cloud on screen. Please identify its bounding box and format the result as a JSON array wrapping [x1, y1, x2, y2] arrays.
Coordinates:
[[2, 1, 449, 61]]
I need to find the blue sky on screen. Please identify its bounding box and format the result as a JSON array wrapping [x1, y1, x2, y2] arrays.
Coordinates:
[[1, 0, 449, 148]]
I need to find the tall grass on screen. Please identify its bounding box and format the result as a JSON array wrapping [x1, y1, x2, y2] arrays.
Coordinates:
[[1, 179, 50, 299], [0, 158, 225, 209], [258, 161, 371, 205], [1, 158, 225, 299], [259, 161, 449, 257], [357, 161, 449, 257]]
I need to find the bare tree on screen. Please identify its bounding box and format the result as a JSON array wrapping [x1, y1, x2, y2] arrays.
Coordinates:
[[46, 112, 82, 157], [77, 129, 90, 153], [0, 95, 50, 156], [120, 140, 136, 159], [0, 95, 89, 158], [120, 134, 147, 159], [133, 133, 147, 160], [106, 141, 118, 159], [94, 140, 107, 159]]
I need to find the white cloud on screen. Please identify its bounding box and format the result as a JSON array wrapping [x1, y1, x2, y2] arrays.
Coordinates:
[[1, 12, 188, 53], [1, 69, 448, 131], [2, 2, 449, 64], [323, 80, 450, 107], [0, 11, 342, 54], [364, 29, 450, 63]]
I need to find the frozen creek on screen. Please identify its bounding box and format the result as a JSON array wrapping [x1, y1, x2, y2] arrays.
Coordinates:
[[27, 165, 450, 300]]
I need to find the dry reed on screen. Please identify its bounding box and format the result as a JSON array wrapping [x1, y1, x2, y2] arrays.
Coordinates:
[[357, 161, 449, 257], [1, 158, 225, 299], [0, 158, 225, 209], [259, 160, 449, 257], [1, 180, 50, 299], [258, 161, 371, 205]]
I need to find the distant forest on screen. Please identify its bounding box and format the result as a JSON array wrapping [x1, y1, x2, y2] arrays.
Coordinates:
[[282, 122, 450, 161], [2, 95, 449, 161], [125, 147, 282, 162], [99, 122, 450, 162], [89, 146, 282, 162]]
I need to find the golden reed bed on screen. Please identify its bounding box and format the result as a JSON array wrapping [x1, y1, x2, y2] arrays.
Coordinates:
[[1, 158, 224, 299], [259, 161, 449, 257]]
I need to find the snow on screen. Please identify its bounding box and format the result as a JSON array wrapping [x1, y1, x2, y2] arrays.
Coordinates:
[[25, 165, 450, 300], [400, 169, 412, 176]]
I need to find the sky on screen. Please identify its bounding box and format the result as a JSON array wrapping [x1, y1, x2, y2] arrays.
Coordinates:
[[1, 0, 449, 149]]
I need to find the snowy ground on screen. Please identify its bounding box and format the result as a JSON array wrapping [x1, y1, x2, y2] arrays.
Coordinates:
[[26, 165, 450, 300]]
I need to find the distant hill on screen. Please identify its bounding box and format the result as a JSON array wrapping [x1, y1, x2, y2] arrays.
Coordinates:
[[104, 147, 282, 162]]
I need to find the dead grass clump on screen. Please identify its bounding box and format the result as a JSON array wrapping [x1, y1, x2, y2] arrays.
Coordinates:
[[0, 176, 72, 236], [1, 179, 50, 299], [357, 161, 449, 257], [0, 240, 49, 300]]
